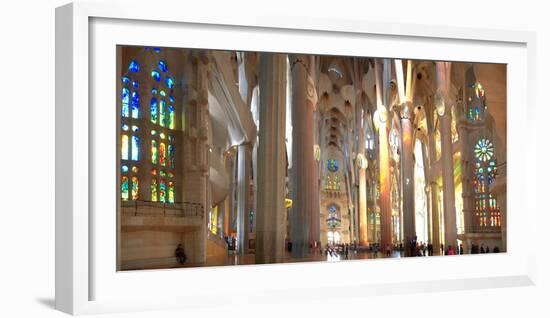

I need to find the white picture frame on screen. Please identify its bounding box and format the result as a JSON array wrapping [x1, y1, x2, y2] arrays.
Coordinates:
[[55, 2, 537, 315]]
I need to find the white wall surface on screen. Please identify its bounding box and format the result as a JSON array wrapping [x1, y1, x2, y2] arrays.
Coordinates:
[[0, 0, 547, 317]]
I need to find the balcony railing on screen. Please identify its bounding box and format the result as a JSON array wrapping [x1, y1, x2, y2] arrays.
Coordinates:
[[121, 200, 204, 218], [464, 225, 502, 234]]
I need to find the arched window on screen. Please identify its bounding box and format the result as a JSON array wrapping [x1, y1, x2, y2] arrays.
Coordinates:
[[151, 140, 158, 164], [472, 137, 500, 228], [131, 176, 139, 200], [466, 67, 488, 122], [121, 87, 130, 117], [159, 179, 166, 203], [326, 204, 341, 228], [131, 91, 140, 119], [121, 176, 129, 201], [121, 134, 129, 160]]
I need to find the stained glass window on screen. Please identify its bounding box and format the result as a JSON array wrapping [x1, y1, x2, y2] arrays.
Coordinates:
[[327, 159, 339, 172], [160, 99, 166, 127], [465, 71, 487, 121], [151, 178, 158, 202], [131, 176, 139, 200], [122, 88, 130, 117], [131, 135, 139, 161], [326, 204, 341, 228], [151, 70, 161, 82], [159, 179, 166, 203], [165, 76, 174, 89], [168, 104, 175, 129], [131, 91, 140, 118], [121, 176, 129, 200], [159, 142, 166, 166], [121, 135, 129, 160], [472, 137, 500, 228], [129, 60, 140, 73], [474, 138, 494, 162], [159, 60, 167, 72], [169, 144, 175, 169], [151, 140, 158, 164], [150, 97, 158, 124], [168, 182, 175, 203], [121, 165, 128, 173]]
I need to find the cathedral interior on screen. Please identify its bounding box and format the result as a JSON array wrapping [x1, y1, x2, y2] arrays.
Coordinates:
[[117, 46, 506, 270]]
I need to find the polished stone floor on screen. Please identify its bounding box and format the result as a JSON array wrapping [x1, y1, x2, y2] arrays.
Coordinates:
[[167, 249, 412, 269]]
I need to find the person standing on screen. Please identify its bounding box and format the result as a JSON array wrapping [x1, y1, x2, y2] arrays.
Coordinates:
[[175, 244, 187, 265]]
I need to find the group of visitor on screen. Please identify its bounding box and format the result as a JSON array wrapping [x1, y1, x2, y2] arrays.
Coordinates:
[[470, 243, 500, 254], [224, 235, 237, 252]]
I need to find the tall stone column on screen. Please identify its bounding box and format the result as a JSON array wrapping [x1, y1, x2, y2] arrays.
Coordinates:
[[255, 53, 287, 264], [236, 143, 252, 254], [289, 54, 316, 258], [374, 59, 392, 252], [355, 66, 369, 246], [400, 104, 416, 255], [430, 181, 441, 255], [436, 62, 458, 252], [358, 167, 368, 245], [181, 51, 210, 264], [310, 116, 321, 246], [491, 165, 506, 251]]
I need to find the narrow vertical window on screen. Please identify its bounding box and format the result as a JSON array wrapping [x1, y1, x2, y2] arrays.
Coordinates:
[[151, 140, 158, 164], [150, 97, 158, 123], [131, 176, 139, 200], [122, 88, 130, 117], [159, 179, 166, 203], [131, 135, 139, 161], [168, 181, 175, 203], [131, 91, 140, 118], [168, 104, 175, 129], [160, 99, 166, 127], [159, 142, 166, 166], [169, 144, 175, 169], [151, 178, 158, 202], [121, 176, 129, 200], [121, 135, 129, 160]]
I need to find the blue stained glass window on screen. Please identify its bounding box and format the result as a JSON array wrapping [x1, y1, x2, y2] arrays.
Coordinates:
[[121, 165, 129, 173], [151, 88, 158, 95], [122, 88, 130, 117], [129, 60, 140, 73], [160, 99, 166, 127], [165, 76, 174, 89], [169, 144, 175, 168], [159, 60, 168, 72], [131, 91, 139, 118], [151, 70, 161, 82], [132, 81, 139, 88], [122, 76, 130, 84], [160, 90, 166, 97], [327, 159, 339, 172], [150, 97, 158, 124], [132, 135, 139, 161], [168, 105, 175, 129], [153, 47, 161, 53], [169, 95, 175, 103]]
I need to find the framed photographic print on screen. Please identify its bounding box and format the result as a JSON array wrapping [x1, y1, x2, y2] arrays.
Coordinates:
[[56, 2, 537, 315]]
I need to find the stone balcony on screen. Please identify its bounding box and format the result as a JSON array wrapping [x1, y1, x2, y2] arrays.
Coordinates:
[[121, 200, 204, 233]]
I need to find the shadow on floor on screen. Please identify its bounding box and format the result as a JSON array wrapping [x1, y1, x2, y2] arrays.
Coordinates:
[[36, 297, 55, 309]]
